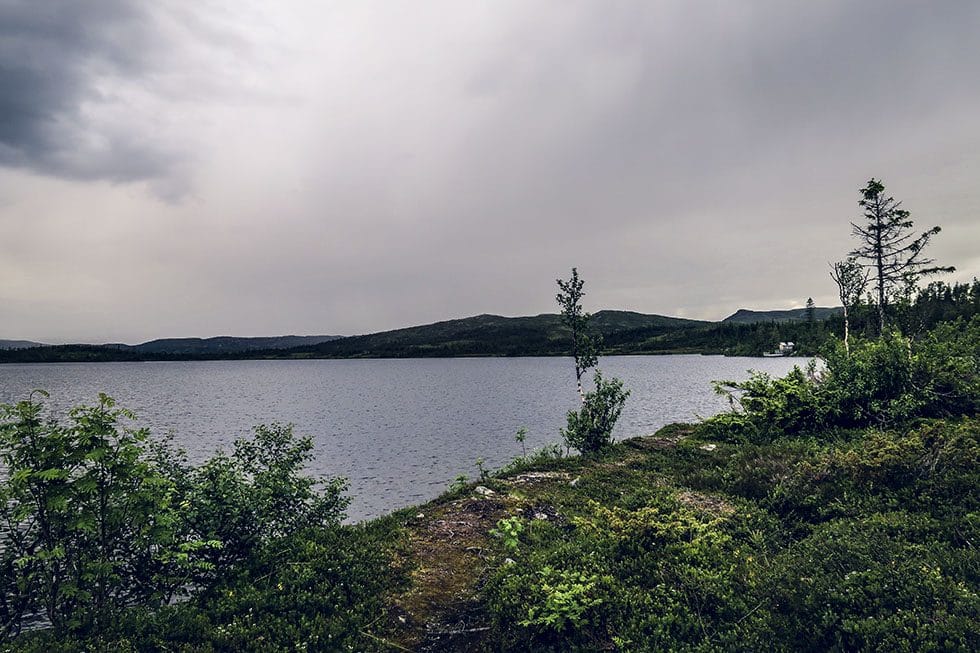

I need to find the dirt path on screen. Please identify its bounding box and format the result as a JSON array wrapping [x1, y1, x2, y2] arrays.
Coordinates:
[[385, 491, 512, 651]]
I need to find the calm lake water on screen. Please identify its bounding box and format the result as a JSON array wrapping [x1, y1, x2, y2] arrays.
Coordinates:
[[0, 356, 800, 521]]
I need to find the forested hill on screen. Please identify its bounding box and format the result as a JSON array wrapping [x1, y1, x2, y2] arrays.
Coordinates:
[[723, 307, 842, 323], [0, 311, 712, 363], [0, 340, 45, 350], [0, 335, 342, 363], [109, 335, 343, 355], [281, 311, 709, 359]]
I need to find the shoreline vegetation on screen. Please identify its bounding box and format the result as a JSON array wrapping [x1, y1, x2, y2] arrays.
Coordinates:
[[2, 280, 979, 364], [2, 318, 978, 650], [2, 307, 978, 651]]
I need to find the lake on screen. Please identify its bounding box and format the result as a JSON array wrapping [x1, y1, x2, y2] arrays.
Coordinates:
[[0, 355, 801, 521]]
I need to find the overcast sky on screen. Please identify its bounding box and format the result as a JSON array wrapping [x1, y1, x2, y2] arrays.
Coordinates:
[[2, 0, 979, 343]]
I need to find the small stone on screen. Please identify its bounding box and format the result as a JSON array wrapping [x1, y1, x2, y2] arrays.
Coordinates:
[[569, 476, 580, 487], [474, 485, 495, 496], [700, 444, 718, 451], [504, 557, 516, 565], [416, 513, 425, 519], [533, 512, 548, 520]]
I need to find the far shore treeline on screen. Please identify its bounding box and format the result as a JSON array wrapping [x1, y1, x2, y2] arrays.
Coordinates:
[[3, 285, 979, 364]]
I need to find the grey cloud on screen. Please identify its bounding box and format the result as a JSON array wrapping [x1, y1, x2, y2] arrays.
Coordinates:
[[0, 2, 168, 180], [0, 0, 244, 196]]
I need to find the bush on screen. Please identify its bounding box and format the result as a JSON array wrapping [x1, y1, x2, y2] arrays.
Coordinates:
[[708, 318, 980, 441], [0, 394, 361, 647], [482, 492, 781, 652], [770, 419, 980, 524], [767, 512, 978, 652], [174, 423, 349, 585], [561, 371, 630, 454], [0, 393, 201, 638]]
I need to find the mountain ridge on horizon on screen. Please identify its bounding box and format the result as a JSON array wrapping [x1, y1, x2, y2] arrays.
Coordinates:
[[0, 307, 841, 355]]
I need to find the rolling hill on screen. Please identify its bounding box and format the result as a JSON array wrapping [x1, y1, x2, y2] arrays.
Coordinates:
[[115, 335, 342, 355], [723, 307, 842, 323], [280, 311, 708, 359], [0, 340, 46, 350]]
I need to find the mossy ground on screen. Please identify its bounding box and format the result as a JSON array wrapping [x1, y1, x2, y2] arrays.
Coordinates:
[[378, 422, 703, 650]]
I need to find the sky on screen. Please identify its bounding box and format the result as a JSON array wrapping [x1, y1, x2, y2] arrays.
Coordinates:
[[2, 0, 980, 344]]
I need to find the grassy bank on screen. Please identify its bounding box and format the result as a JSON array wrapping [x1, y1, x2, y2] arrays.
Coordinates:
[[384, 417, 977, 651], [8, 417, 976, 652]]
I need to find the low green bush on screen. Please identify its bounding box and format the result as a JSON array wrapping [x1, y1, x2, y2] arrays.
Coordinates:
[[561, 371, 630, 454], [482, 492, 782, 652], [708, 317, 980, 442], [0, 394, 397, 651], [767, 512, 978, 652]]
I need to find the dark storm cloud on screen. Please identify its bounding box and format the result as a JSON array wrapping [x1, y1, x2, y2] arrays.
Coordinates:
[[0, 1, 189, 188]]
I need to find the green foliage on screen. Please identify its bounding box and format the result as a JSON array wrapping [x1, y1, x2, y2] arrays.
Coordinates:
[[0, 394, 394, 650], [490, 516, 525, 553], [482, 415, 980, 652], [11, 521, 404, 652], [515, 426, 528, 458], [561, 371, 630, 454], [555, 269, 630, 455], [0, 393, 205, 638], [483, 491, 777, 652], [173, 423, 349, 584], [556, 267, 599, 390], [711, 364, 830, 442], [475, 457, 491, 481], [768, 512, 978, 652], [769, 419, 980, 525], [708, 317, 980, 442], [520, 567, 606, 632]]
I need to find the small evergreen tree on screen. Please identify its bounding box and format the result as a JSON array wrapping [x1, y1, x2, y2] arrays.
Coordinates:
[[850, 179, 953, 334]]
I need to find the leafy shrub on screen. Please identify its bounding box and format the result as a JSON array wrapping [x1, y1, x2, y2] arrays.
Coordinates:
[[711, 365, 830, 442], [561, 371, 630, 454], [0, 393, 203, 638], [490, 516, 525, 552], [483, 493, 779, 651], [770, 419, 980, 524], [10, 520, 405, 652], [708, 318, 980, 441], [174, 423, 348, 584], [0, 394, 368, 649]]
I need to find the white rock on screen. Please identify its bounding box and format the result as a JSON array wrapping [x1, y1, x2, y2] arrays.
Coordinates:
[[474, 486, 495, 496], [700, 444, 717, 451]]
